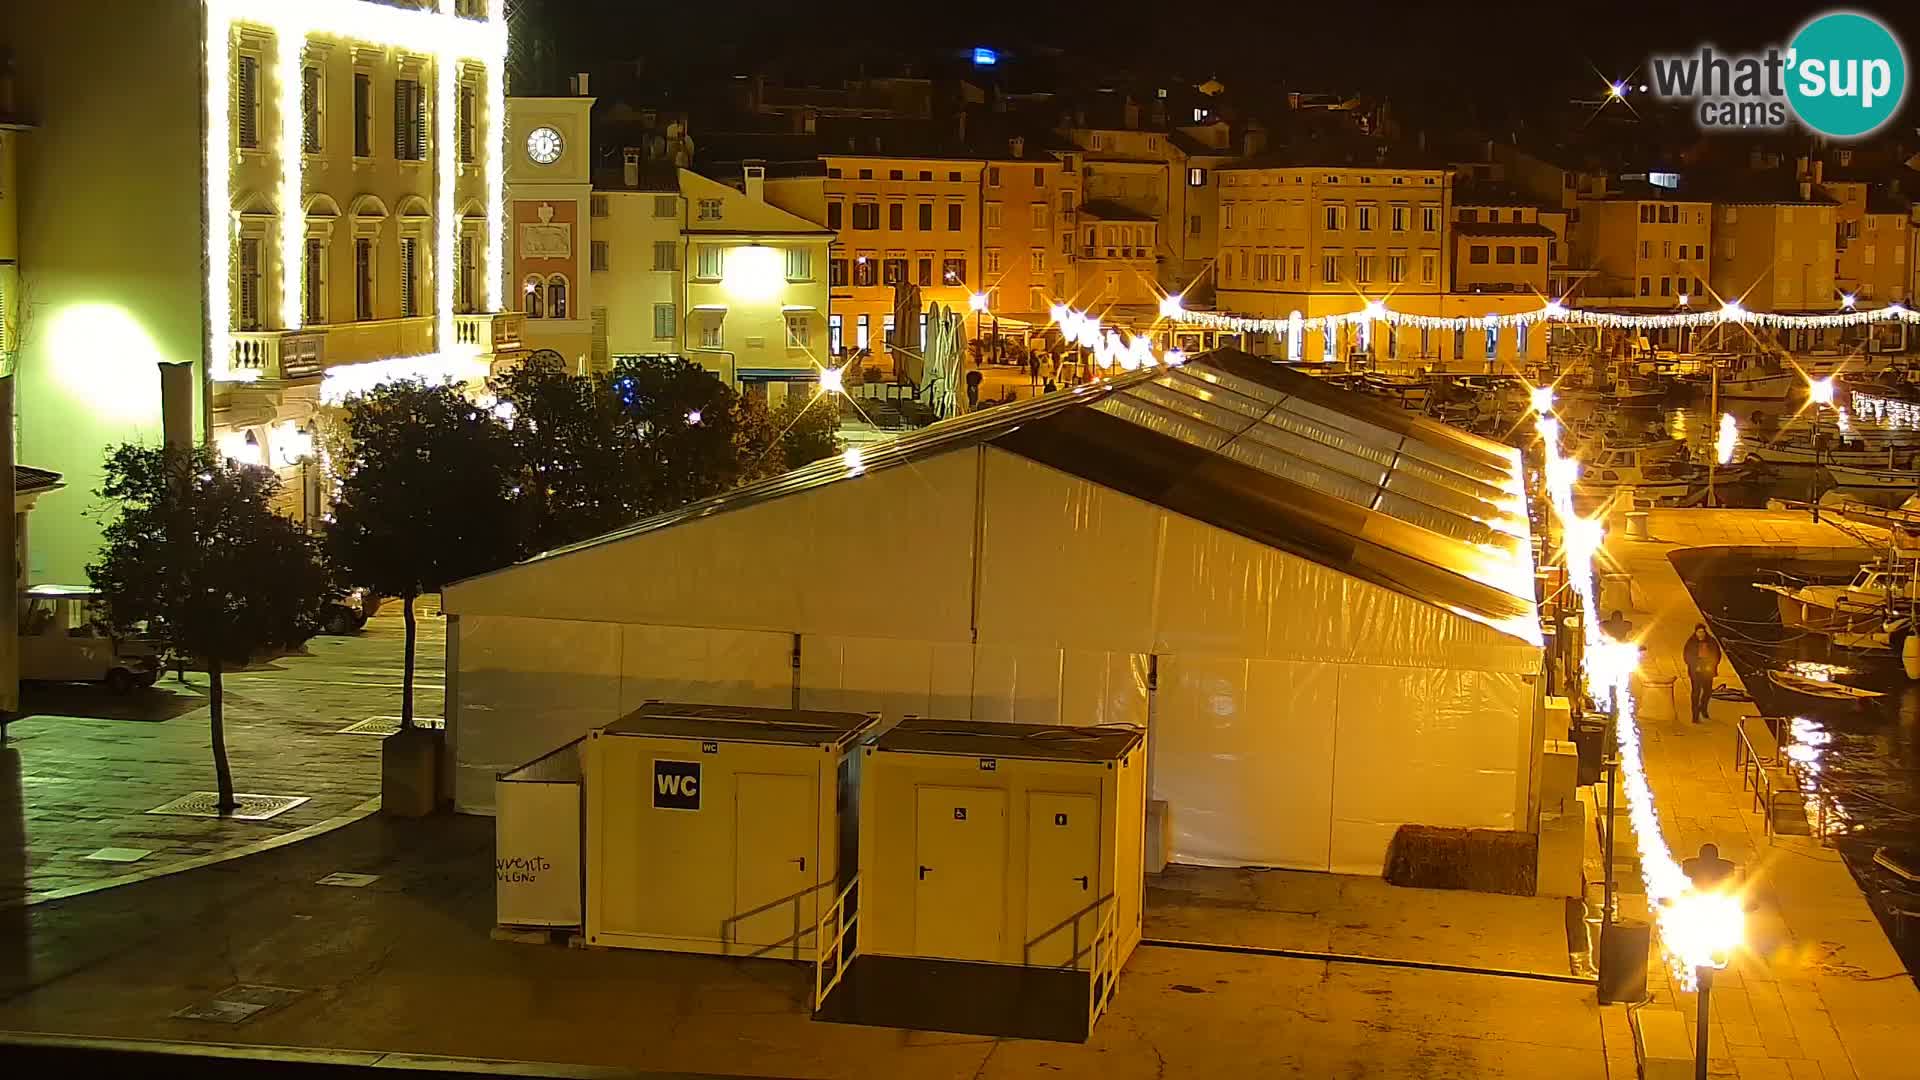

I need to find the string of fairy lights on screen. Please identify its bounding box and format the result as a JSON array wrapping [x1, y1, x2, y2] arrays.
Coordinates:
[[1169, 295, 1920, 336], [1533, 391, 1745, 988]]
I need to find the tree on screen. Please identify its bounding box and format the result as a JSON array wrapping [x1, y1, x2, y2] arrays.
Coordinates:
[[88, 445, 329, 810], [326, 380, 524, 731], [736, 391, 844, 483], [494, 355, 758, 549]]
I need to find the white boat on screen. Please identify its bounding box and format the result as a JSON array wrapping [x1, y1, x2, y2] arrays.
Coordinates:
[[1573, 457, 1737, 507], [1748, 440, 1913, 469], [1718, 371, 1796, 400], [1767, 668, 1885, 701], [1754, 561, 1920, 633], [1827, 462, 1920, 490]]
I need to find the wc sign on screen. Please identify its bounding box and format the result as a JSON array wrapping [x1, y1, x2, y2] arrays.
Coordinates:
[[652, 760, 701, 810]]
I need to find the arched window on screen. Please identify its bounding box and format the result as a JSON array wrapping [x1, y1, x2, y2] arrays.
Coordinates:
[[523, 276, 544, 318], [547, 274, 569, 320]]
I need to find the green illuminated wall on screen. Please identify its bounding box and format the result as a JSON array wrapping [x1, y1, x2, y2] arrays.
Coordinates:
[[3, 1, 207, 584]]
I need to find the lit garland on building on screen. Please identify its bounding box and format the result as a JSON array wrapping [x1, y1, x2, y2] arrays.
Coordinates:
[[1535, 408, 1745, 986], [204, 0, 508, 382], [1170, 296, 1917, 337], [1050, 305, 1183, 370]]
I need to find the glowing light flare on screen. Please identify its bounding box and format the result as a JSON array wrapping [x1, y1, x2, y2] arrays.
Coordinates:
[[842, 446, 865, 475], [685, 409, 703, 425], [1529, 385, 1556, 415], [817, 366, 845, 395], [217, 428, 265, 467], [1662, 888, 1746, 974], [721, 245, 785, 301], [436, 53, 459, 351], [276, 20, 308, 331], [1159, 294, 1185, 319], [270, 421, 314, 467], [1809, 376, 1835, 406], [1716, 413, 1738, 465], [968, 292, 990, 313], [205, 3, 235, 380], [318, 351, 490, 405]]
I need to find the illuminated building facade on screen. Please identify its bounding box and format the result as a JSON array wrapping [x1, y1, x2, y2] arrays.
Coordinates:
[[2, 0, 517, 581]]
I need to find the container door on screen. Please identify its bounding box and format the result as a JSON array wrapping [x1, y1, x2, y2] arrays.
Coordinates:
[[913, 785, 1007, 962], [732, 772, 817, 955], [1024, 792, 1100, 968]]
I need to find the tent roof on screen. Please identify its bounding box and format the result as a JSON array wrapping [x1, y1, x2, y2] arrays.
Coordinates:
[[491, 350, 1538, 641]]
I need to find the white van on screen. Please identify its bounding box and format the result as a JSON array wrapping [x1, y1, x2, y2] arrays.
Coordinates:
[[19, 585, 165, 693]]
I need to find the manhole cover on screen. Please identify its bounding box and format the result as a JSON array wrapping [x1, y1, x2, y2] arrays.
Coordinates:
[[336, 715, 445, 736], [316, 872, 380, 887], [172, 983, 305, 1024], [147, 792, 311, 820], [84, 847, 154, 863]]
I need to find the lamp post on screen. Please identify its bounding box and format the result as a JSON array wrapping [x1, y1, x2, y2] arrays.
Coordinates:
[[1808, 376, 1835, 523], [968, 291, 989, 372], [1674, 847, 1743, 1080]]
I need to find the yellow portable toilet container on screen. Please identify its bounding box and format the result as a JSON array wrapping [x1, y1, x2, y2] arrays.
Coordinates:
[[815, 718, 1145, 1041], [582, 701, 877, 959]]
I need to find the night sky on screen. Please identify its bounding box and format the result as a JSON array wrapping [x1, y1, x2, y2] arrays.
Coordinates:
[[530, 0, 1920, 132]]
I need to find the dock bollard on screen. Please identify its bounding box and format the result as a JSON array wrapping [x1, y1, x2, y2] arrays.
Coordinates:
[[1624, 511, 1650, 541]]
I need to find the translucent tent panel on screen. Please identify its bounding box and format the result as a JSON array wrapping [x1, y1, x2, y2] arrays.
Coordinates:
[[1098, 373, 1506, 547]]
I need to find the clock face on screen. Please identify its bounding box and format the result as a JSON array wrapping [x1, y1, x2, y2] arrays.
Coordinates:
[[526, 126, 563, 165]]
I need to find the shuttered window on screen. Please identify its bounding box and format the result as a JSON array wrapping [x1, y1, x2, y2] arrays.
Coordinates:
[[394, 78, 426, 161], [304, 239, 326, 323], [458, 82, 476, 163], [353, 73, 372, 156], [237, 238, 261, 329], [236, 55, 260, 148], [355, 239, 374, 320], [301, 66, 322, 153], [399, 238, 419, 317]]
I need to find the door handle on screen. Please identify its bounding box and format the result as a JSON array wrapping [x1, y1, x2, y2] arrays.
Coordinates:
[[1075, 875, 1089, 891], [791, 856, 806, 872], [918, 865, 932, 880]]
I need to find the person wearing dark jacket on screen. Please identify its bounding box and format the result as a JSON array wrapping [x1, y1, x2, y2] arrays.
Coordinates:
[[1682, 623, 1722, 724]]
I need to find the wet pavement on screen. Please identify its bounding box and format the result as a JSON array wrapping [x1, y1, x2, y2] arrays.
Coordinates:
[[0, 601, 444, 906]]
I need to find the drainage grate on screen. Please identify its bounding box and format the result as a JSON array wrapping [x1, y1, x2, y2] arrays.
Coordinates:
[[147, 792, 311, 820], [316, 872, 380, 888], [172, 984, 305, 1024], [336, 715, 445, 736], [84, 847, 154, 863]]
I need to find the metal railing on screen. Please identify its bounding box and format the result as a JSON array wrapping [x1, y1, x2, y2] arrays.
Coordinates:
[[1086, 902, 1120, 1035], [1735, 717, 1839, 842], [812, 876, 859, 1012]]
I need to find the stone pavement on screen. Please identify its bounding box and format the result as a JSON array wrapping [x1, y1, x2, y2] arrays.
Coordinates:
[[0, 812, 1610, 1080], [1603, 507, 1920, 1080], [0, 600, 445, 907]]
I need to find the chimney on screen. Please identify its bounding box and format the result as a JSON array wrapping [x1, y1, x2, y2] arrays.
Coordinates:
[[623, 148, 640, 188], [1009, 135, 1025, 159], [1813, 159, 1824, 185], [743, 161, 766, 204], [569, 72, 591, 96]]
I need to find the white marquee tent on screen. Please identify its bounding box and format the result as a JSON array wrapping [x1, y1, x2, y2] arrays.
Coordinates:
[[442, 351, 1545, 874]]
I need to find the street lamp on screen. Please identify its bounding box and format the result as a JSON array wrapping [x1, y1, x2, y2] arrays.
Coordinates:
[[1808, 376, 1835, 522], [1664, 876, 1745, 1080], [968, 291, 990, 369]]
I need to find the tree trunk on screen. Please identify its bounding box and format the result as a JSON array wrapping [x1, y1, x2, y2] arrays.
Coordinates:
[[209, 658, 236, 811], [400, 591, 417, 731]]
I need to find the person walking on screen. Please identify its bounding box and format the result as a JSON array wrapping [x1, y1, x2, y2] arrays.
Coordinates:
[[1682, 623, 1722, 724], [965, 367, 983, 411]]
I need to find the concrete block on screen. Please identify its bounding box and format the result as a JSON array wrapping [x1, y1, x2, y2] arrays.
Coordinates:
[[1541, 739, 1578, 813], [1544, 695, 1572, 741], [382, 726, 443, 818], [1631, 1007, 1694, 1079], [1536, 802, 1586, 899]]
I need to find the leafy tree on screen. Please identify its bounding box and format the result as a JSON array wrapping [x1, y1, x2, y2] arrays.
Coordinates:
[[326, 380, 524, 731], [494, 355, 759, 549], [491, 359, 652, 552], [88, 445, 329, 811], [737, 392, 844, 482]]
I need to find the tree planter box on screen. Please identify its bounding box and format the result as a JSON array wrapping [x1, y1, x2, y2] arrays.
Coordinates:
[[383, 726, 444, 817]]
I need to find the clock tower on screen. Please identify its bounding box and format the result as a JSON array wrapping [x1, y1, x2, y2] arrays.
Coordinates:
[[507, 95, 596, 368]]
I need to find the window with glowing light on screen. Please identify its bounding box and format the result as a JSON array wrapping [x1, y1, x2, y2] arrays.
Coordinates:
[[943, 256, 966, 286], [523, 275, 543, 319], [882, 256, 906, 286], [853, 255, 876, 288], [829, 314, 842, 355]]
